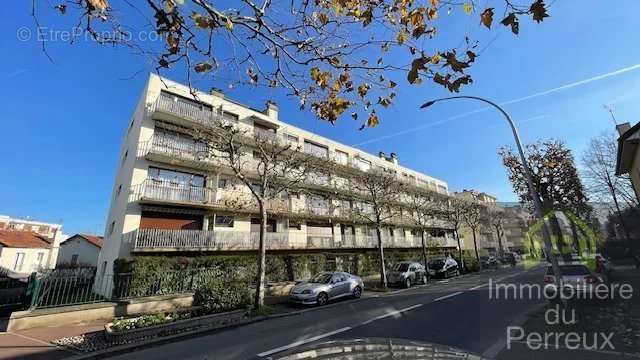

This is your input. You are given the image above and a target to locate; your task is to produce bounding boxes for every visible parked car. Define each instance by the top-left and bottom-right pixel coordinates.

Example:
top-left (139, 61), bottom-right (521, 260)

top-left (428, 257), bottom-right (459, 279)
top-left (543, 263), bottom-right (608, 301)
top-left (289, 271), bottom-right (364, 306)
top-left (480, 255), bottom-right (499, 269)
top-left (386, 261), bottom-right (428, 288)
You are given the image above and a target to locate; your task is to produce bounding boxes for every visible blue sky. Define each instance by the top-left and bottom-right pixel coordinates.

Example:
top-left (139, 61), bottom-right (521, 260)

top-left (1, 1), bottom-right (639, 235)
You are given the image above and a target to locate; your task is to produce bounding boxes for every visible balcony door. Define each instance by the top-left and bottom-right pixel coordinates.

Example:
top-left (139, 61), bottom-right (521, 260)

top-left (140, 211), bottom-right (203, 230)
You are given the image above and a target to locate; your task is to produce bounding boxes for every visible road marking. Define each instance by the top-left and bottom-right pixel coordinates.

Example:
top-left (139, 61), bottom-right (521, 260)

top-left (433, 291), bottom-right (463, 302)
top-left (359, 304), bottom-right (424, 325)
top-left (257, 326), bottom-right (352, 358)
top-left (469, 283), bottom-right (487, 291)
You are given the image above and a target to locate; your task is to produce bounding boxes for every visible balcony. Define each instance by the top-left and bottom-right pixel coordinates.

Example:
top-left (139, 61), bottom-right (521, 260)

top-left (154, 92), bottom-right (219, 128)
top-left (131, 179), bottom-right (214, 206)
top-left (140, 136), bottom-right (222, 169)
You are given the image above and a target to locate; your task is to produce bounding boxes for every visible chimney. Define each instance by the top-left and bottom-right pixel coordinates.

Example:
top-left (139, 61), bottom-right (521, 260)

top-left (378, 151), bottom-right (386, 160)
top-left (265, 101), bottom-right (278, 120)
top-left (617, 122), bottom-right (631, 136)
top-left (209, 88), bottom-right (224, 99)
top-left (390, 152), bottom-right (398, 164)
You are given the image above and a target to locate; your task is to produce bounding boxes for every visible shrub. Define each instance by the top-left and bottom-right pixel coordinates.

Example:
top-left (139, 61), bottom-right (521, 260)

top-left (193, 279), bottom-right (251, 314)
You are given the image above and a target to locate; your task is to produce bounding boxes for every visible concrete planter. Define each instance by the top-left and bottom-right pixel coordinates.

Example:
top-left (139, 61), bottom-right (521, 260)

top-left (104, 309), bottom-right (246, 342)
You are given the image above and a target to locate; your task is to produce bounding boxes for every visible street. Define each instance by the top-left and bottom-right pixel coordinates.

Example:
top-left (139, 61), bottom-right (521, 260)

top-left (106, 266), bottom-right (547, 360)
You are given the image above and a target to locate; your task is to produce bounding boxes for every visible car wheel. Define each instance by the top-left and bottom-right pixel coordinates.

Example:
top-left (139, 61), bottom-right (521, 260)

top-left (317, 292), bottom-right (328, 306)
top-left (405, 278), bottom-right (412, 288)
top-left (352, 286), bottom-right (362, 299)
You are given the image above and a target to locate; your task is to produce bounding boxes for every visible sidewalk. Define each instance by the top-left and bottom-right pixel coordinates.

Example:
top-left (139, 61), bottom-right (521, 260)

top-left (0, 318), bottom-right (105, 360)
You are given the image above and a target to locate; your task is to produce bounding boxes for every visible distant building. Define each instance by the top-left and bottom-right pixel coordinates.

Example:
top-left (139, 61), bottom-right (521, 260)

top-left (454, 190), bottom-right (498, 253)
top-left (497, 203), bottom-right (533, 253)
top-left (0, 231), bottom-right (52, 277)
top-left (57, 234), bottom-right (103, 267)
top-left (615, 122), bottom-right (640, 199)
top-left (0, 215), bottom-right (65, 274)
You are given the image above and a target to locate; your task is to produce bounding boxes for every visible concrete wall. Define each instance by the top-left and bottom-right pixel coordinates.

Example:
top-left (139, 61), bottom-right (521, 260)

top-left (7, 294), bottom-right (194, 332)
top-left (57, 237), bottom-right (101, 267)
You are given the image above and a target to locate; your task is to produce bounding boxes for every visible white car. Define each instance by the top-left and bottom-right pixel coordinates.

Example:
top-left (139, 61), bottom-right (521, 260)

top-left (543, 263), bottom-right (607, 301)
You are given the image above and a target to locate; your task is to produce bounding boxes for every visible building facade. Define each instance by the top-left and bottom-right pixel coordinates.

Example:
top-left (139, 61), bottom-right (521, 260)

top-left (57, 234), bottom-right (103, 267)
top-left (0, 215), bottom-right (64, 272)
top-left (615, 122), bottom-right (640, 199)
top-left (454, 190), bottom-right (499, 253)
top-left (97, 74), bottom-right (458, 278)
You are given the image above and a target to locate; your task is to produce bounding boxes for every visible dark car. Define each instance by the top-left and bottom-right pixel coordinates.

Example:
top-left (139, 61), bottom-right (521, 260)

top-left (480, 255), bottom-right (499, 269)
top-left (428, 257), bottom-right (459, 279)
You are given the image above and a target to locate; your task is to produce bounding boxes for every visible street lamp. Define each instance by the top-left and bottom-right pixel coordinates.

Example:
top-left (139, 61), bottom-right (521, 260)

top-left (420, 95), bottom-right (563, 281)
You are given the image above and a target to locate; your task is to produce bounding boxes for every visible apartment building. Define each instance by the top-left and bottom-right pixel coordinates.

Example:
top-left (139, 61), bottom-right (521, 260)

top-left (0, 215), bottom-right (65, 275)
top-left (454, 190), bottom-right (499, 253)
top-left (97, 74), bottom-right (458, 278)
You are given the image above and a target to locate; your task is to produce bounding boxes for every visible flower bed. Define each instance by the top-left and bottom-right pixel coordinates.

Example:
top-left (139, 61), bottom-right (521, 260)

top-left (104, 308), bottom-right (246, 342)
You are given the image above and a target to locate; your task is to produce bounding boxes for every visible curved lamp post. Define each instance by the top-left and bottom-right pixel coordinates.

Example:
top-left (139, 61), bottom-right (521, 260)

top-left (420, 95), bottom-right (562, 281)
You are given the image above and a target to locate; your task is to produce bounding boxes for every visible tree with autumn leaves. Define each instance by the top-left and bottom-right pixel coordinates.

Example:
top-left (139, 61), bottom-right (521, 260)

top-left (499, 139), bottom-right (593, 255)
top-left (40, 0), bottom-right (550, 128)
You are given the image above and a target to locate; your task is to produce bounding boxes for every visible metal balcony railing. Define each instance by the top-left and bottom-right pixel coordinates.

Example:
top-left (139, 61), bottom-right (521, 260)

top-left (140, 136), bottom-right (221, 166)
top-left (155, 92), bottom-right (218, 128)
top-left (132, 179), bottom-right (214, 205)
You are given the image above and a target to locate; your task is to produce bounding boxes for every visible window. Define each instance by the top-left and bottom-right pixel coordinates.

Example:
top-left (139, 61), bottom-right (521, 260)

top-left (36, 252), bottom-right (44, 268)
top-left (100, 261), bottom-right (107, 277)
top-left (253, 151), bottom-right (261, 159)
top-left (334, 150), bottom-right (348, 165)
top-left (218, 178), bottom-right (229, 189)
top-left (222, 111), bottom-right (239, 123)
top-left (287, 219), bottom-right (302, 230)
top-left (303, 140), bottom-right (328, 158)
top-left (116, 185), bottom-right (122, 198)
top-left (14, 253), bottom-right (25, 271)
top-left (71, 254), bottom-right (79, 265)
top-left (147, 167), bottom-right (205, 187)
top-left (215, 216), bottom-right (234, 228)
top-left (122, 150), bottom-right (128, 165)
top-left (108, 221), bottom-right (115, 236)
top-left (285, 134), bottom-right (299, 143)
top-left (356, 158), bottom-right (371, 171)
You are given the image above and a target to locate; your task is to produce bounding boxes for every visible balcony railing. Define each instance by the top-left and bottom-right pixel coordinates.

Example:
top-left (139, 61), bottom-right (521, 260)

top-left (140, 136), bottom-right (222, 167)
top-left (155, 92), bottom-right (218, 128)
top-left (132, 179), bottom-right (214, 205)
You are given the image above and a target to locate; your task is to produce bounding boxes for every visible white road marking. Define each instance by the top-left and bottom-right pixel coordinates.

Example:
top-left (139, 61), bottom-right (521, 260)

top-left (469, 283), bottom-right (487, 291)
top-left (433, 291), bottom-right (463, 302)
top-left (257, 326), bottom-right (352, 358)
top-left (359, 304), bottom-right (424, 325)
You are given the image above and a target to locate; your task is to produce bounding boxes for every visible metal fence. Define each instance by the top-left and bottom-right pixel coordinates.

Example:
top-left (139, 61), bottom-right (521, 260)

top-left (28, 268), bottom-right (221, 310)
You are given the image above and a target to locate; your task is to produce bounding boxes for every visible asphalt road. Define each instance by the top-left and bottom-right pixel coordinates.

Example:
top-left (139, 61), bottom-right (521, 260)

top-left (107, 266), bottom-right (547, 360)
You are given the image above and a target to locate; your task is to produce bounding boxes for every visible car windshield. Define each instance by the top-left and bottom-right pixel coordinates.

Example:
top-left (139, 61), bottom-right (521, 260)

top-left (309, 273), bottom-right (332, 284)
top-left (546, 265), bottom-right (590, 276)
top-left (430, 259), bottom-right (445, 266)
top-left (395, 263), bottom-right (410, 272)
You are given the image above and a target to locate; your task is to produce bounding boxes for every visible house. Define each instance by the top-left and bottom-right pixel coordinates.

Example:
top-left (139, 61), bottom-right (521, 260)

top-left (57, 234), bottom-right (103, 267)
top-left (615, 122), bottom-right (640, 199)
top-left (97, 74), bottom-right (461, 283)
top-left (0, 230), bottom-right (52, 277)
top-left (0, 215), bottom-right (65, 272)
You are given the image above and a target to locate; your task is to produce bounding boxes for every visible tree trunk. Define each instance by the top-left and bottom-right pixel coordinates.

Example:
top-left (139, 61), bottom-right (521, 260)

top-left (472, 229), bottom-right (480, 265)
top-left (254, 203), bottom-right (267, 309)
top-left (454, 229), bottom-right (464, 270)
top-left (570, 221), bottom-right (580, 255)
top-left (420, 230), bottom-right (428, 274)
top-left (612, 190), bottom-right (634, 255)
top-left (375, 224), bottom-right (388, 289)
top-left (495, 225), bottom-right (504, 257)
top-left (550, 214), bottom-right (565, 254)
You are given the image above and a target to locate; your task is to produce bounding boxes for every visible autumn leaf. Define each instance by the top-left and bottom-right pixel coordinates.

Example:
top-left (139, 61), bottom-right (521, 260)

top-left (463, 3), bottom-right (473, 15)
top-left (191, 13), bottom-right (213, 29)
top-left (408, 56), bottom-right (429, 84)
top-left (480, 8), bottom-right (494, 29)
top-left (381, 42), bottom-right (390, 52)
top-left (225, 18), bottom-right (234, 31)
top-left (396, 29), bottom-right (409, 45)
top-left (389, 80), bottom-right (397, 88)
top-left (315, 12), bottom-right (330, 25)
top-left (529, 0), bottom-right (549, 23)
top-left (357, 83), bottom-right (371, 98)
top-left (430, 0), bottom-right (440, 7)
top-left (88, 0), bottom-right (108, 11)
top-left (367, 112), bottom-right (379, 127)
top-left (55, 4), bottom-right (67, 14)
top-left (443, 51), bottom-right (469, 72)
top-left (500, 13), bottom-right (520, 35)
top-left (427, 7), bottom-right (438, 20)
top-left (431, 53), bottom-right (441, 64)
top-left (377, 97), bottom-right (392, 108)
top-left (194, 62), bottom-right (212, 73)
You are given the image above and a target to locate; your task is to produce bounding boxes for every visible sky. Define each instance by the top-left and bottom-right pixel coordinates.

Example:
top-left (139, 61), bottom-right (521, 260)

top-left (1, 1), bottom-right (639, 236)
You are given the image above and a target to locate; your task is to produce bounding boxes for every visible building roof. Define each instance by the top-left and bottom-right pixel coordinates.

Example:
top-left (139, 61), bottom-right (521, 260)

top-left (616, 121), bottom-right (640, 175)
top-left (63, 234), bottom-right (104, 249)
top-left (0, 230), bottom-right (51, 248)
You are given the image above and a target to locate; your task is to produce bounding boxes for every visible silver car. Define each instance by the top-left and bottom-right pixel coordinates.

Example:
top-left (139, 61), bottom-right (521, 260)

top-left (289, 271), bottom-right (364, 306)
top-left (387, 261), bottom-right (428, 288)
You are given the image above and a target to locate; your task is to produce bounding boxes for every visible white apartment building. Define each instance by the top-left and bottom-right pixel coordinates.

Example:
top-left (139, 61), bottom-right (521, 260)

top-left (97, 74), bottom-right (458, 278)
top-left (0, 215), bottom-right (65, 275)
